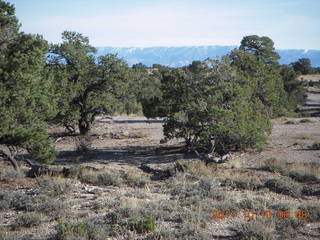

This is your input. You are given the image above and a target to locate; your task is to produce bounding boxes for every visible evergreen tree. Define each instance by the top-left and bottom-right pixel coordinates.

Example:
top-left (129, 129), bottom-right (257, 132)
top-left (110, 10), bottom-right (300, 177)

top-left (290, 58), bottom-right (313, 75)
top-left (280, 65), bottom-right (306, 110)
top-left (49, 31), bottom-right (129, 150)
top-left (152, 58), bottom-right (271, 154)
top-left (0, 1), bottom-right (56, 170)
top-left (231, 36), bottom-right (289, 117)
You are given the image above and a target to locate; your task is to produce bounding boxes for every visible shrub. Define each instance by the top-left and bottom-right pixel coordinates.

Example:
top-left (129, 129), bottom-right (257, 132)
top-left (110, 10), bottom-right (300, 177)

top-left (130, 130), bottom-right (149, 138)
top-left (11, 213), bottom-right (41, 230)
top-left (123, 171), bottom-right (149, 188)
top-left (299, 203), bottom-right (320, 222)
top-left (269, 202), bottom-right (291, 211)
top-left (300, 119), bottom-right (313, 123)
top-left (78, 169), bottom-right (99, 185)
top-left (288, 170), bottom-right (318, 183)
top-left (0, 168), bottom-right (25, 180)
top-left (37, 176), bottom-right (73, 197)
top-left (170, 177), bottom-right (223, 201)
top-left (97, 171), bottom-right (122, 186)
top-left (262, 158), bottom-right (285, 173)
top-left (128, 217), bottom-right (156, 233)
top-left (308, 141), bottom-right (320, 150)
top-left (55, 221), bottom-right (97, 240)
top-left (230, 219), bottom-right (274, 240)
top-left (37, 199), bottom-right (68, 219)
top-left (10, 193), bottom-right (38, 211)
top-left (238, 197), bottom-right (271, 212)
top-left (264, 178), bottom-right (302, 197)
top-left (222, 177), bottom-right (263, 191)
top-left (185, 161), bottom-right (217, 177)
top-left (302, 186), bottom-right (320, 196)
top-left (0, 192), bottom-right (12, 210)
top-left (275, 218), bottom-right (305, 238)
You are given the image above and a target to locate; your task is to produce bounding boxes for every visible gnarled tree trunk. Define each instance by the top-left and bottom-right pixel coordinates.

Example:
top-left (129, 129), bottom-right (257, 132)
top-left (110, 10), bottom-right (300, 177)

top-left (78, 119), bottom-right (92, 151)
top-left (0, 145), bottom-right (20, 172)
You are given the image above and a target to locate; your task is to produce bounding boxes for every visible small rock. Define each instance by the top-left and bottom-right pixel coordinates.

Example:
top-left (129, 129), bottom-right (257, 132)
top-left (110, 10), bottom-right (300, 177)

top-left (4, 212), bottom-right (15, 218)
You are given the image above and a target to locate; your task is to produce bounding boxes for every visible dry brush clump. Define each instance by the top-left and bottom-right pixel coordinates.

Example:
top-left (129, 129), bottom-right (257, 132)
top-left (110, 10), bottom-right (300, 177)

top-left (287, 169), bottom-right (319, 183)
top-left (10, 213), bottom-right (41, 230)
top-left (264, 177), bottom-right (302, 198)
top-left (221, 177), bottom-right (264, 191)
top-left (261, 158), bottom-right (285, 173)
top-left (230, 219), bottom-right (274, 240)
top-left (37, 175), bottom-right (74, 197)
top-left (299, 202), bottom-right (320, 222)
top-left (122, 170), bottom-right (150, 188)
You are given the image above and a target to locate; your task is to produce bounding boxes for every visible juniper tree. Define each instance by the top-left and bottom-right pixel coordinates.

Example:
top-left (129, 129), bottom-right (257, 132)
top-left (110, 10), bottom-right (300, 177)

top-left (0, 1), bottom-right (56, 170)
top-left (149, 58), bottom-right (271, 154)
top-left (290, 58), bottom-right (313, 75)
top-left (49, 31), bottom-right (129, 149)
top-left (231, 36), bottom-right (290, 117)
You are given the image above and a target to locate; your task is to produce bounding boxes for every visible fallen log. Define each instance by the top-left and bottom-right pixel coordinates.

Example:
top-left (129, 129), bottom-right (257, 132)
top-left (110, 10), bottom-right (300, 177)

top-left (194, 150), bottom-right (230, 165)
top-left (139, 162), bottom-right (187, 180)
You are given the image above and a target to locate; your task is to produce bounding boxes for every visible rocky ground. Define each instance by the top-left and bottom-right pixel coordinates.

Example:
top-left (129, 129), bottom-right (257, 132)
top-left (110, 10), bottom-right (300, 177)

top-left (0, 76), bottom-right (320, 240)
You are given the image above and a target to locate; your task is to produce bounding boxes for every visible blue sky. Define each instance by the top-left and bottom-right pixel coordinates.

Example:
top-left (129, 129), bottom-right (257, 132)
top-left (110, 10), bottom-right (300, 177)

top-left (7, 0), bottom-right (320, 49)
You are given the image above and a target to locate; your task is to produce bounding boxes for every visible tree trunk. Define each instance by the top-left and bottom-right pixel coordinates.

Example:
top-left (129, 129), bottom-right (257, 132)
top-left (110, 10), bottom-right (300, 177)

top-left (78, 119), bottom-right (92, 151)
top-left (78, 119), bottom-right (91, 136)
top-left (0, 145), bottom-right (20, 172)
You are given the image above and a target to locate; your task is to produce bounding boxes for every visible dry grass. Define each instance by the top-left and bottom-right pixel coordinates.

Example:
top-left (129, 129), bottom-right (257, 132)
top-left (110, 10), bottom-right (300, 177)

top-left (184, 160), bottom-right (218, 177)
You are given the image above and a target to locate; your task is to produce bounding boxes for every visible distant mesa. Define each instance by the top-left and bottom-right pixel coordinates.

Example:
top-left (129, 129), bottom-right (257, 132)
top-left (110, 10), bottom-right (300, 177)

top-left (95, 46), bottom-right (320, 67)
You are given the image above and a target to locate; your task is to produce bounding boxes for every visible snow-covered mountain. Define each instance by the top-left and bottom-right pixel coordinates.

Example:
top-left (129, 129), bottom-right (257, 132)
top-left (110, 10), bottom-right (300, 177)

top-left (95, 46), bottom-right (320, 67)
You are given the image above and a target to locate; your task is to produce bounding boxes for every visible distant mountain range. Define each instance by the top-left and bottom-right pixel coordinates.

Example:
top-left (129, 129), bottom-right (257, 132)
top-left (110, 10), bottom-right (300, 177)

top-left (95, 46), bottom-right (320, 68)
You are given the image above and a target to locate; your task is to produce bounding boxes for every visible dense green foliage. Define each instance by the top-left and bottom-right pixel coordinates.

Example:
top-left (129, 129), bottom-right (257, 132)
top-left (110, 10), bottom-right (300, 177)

top-left (280, 65), bottom-right (306, 110)
top-left (145, 58), bottom-right (271, 153)
top-left (143, 35), bottom-right (306, 153)
top-left (0, 1), bottom-right (56, 166)
top-left (290, 58), bottom-right (313, 75)
top-left (124, 63), bottom-right (161, 115)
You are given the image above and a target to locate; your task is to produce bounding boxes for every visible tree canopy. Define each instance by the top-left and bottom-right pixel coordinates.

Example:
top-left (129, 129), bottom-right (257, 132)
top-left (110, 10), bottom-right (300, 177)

top-left (0, 1), bottom-right (56, 169)
top-left (290, 58), bottom-right (313, 75)
top-left (49, 31), bottom-right (130, 150)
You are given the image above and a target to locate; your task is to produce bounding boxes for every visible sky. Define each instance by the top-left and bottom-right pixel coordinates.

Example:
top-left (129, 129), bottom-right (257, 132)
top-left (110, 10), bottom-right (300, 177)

top-left (6, 0), bottom-right (320, 49)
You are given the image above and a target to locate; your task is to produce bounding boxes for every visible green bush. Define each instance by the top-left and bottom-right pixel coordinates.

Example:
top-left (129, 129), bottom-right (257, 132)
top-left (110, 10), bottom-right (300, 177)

top-left (128, 217), bottom-right (156, 234)
top-left (55, 221), bottom-right (97, 240)
top-left (145, 58), bottom-right (271, 154)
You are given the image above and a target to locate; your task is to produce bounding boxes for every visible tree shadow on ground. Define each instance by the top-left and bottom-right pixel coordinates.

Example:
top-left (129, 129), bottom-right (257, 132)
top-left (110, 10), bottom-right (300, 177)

top-left (53, 144), bottom-right (195, 166)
